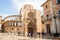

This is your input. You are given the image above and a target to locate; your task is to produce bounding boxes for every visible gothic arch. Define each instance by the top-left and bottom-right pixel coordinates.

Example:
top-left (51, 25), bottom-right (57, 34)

top-left (28, 22), bottom-right (36, 34)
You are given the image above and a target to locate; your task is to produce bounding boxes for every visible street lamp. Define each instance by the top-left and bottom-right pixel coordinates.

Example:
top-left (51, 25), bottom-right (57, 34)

top-left (52, 13), bottom-right (59, 37)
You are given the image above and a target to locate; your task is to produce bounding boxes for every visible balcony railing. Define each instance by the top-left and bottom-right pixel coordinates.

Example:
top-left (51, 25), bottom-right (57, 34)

top-left (41, 17), bottom-right (52, 22)
top-left (46, 17), bottom-right (52, 20)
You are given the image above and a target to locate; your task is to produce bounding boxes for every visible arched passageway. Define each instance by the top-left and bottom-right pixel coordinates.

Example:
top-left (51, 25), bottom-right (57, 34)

top-left (28, 22), bottom-right (36, 36)
top-left (1, 25), bottom-right (4, 32)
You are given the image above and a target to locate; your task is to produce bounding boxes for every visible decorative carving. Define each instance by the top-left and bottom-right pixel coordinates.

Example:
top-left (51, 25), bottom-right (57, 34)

top-left (28, 12), bottom-right (34, 18)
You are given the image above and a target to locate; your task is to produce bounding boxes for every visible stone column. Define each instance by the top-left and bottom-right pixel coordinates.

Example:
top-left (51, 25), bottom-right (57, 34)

top-left (25, 24), bottom-right (28, 36)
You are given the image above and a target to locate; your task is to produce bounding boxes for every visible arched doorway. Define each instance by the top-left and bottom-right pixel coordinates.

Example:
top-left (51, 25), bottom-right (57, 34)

top-left (1, 25), bottom-right (4, 32)
top-left (28, 22), bottom-right (36, 36)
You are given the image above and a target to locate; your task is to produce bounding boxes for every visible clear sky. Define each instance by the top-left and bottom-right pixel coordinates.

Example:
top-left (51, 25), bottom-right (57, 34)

top-left (0, 0), bottom-right (46, 18)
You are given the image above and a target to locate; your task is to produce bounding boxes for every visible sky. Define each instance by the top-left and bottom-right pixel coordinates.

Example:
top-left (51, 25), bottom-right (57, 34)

top-left (0, 0), bottom-right (46, 18)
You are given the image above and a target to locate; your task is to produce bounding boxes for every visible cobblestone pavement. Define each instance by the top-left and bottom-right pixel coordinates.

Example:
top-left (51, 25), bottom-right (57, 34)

top-left (0, 33), bottom-right (60, 40)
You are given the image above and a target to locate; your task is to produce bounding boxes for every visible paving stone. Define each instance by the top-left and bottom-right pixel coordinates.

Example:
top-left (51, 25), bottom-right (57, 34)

top-left (0, 33), bottom-right (60, 40)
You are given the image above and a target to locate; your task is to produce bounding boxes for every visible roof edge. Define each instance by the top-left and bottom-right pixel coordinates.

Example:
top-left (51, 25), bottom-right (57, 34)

top-left (41, 0), bottom-right (50, 7)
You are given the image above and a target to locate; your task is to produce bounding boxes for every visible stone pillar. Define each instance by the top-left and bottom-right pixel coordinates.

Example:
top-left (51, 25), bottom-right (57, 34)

top-left (56, 18), bottom-right (60, 33)
top-left (25, 24), bottom-right (28, 36)
top-left (51, 19), bottom-right (56, 34)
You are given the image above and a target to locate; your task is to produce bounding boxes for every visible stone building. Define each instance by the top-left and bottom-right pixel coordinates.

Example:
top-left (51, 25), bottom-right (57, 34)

top-left (41, 0), bottom-right (60, 34)
top-left (1, 4), bottom-right (42, 36)
top-left (19, 4), bottom-right (42, 36)
top-left (2, 15), bottom-right (22, 33)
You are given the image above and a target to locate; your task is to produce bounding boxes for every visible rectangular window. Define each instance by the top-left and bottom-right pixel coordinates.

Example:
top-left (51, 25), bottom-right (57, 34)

top-left (57, 0), bottom-right (60, 4)
top-left (16, 22), bottom-right (18, 26)
top-left (58, 10), bottom-right (60, 17)
top-left (46, 15), bottom-right (49, 20)
top-left (46, 5), bottom-right (48, 8)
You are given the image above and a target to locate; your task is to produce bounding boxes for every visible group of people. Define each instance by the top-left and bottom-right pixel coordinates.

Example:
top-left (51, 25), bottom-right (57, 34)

top-left (28, 32), bottom-right (40, 37)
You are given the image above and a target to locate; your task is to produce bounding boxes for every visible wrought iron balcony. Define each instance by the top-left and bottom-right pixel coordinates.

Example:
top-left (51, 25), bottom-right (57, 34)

top-left (41, 17), bottom-right (52, 23)
top-left (45, 17), bottom-right (52, 21)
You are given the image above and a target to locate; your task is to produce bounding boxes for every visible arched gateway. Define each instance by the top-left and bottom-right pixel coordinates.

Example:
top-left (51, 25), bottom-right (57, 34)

top-left (28, 22), bottom-right (36, 36)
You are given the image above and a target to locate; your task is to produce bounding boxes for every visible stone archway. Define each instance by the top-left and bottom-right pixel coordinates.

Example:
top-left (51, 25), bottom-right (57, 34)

top-left (28, 22), bottom-right (36, 36)
top-left (1, 24), bottom-right (4, 32)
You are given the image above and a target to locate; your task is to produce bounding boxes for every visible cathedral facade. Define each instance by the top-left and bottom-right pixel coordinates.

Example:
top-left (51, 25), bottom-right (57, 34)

top-left (1, 4), bottom-right (42, 36)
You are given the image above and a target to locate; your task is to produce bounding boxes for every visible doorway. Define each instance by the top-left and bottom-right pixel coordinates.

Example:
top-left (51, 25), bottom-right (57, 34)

top-left (28, 22), bottom-right (36, 36)
top-left (28, 27), bottom-right (33, 33)
top-left (46, 24), bottom-right (51, 34)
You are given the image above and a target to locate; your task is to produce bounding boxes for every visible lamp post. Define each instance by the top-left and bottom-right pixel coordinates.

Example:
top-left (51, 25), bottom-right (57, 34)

top-left (52, 13), bottom-right (59, 37)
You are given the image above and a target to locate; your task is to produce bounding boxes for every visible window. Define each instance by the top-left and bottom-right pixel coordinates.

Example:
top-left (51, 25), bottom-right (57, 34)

top-left (57, 0), bottom-right (60, 4)
top-left (58, 10), bottom-right (60, 17)
top-left (28, 12), bottom-right (34, 18)
top-left (46, 15), bottom-right (49, 18)
top-left (45, 5), bottom-right (48, 8)
top-left (16, 22), bottom-right (18, 26)
top-left (46, 15), bottom-right (49, 17)
top-left (12, 28), bottom-right (13, 30)
top-left (17, 28), bottom-right (19, 30)
top-left (46, 15), bottom-right (49, 19)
